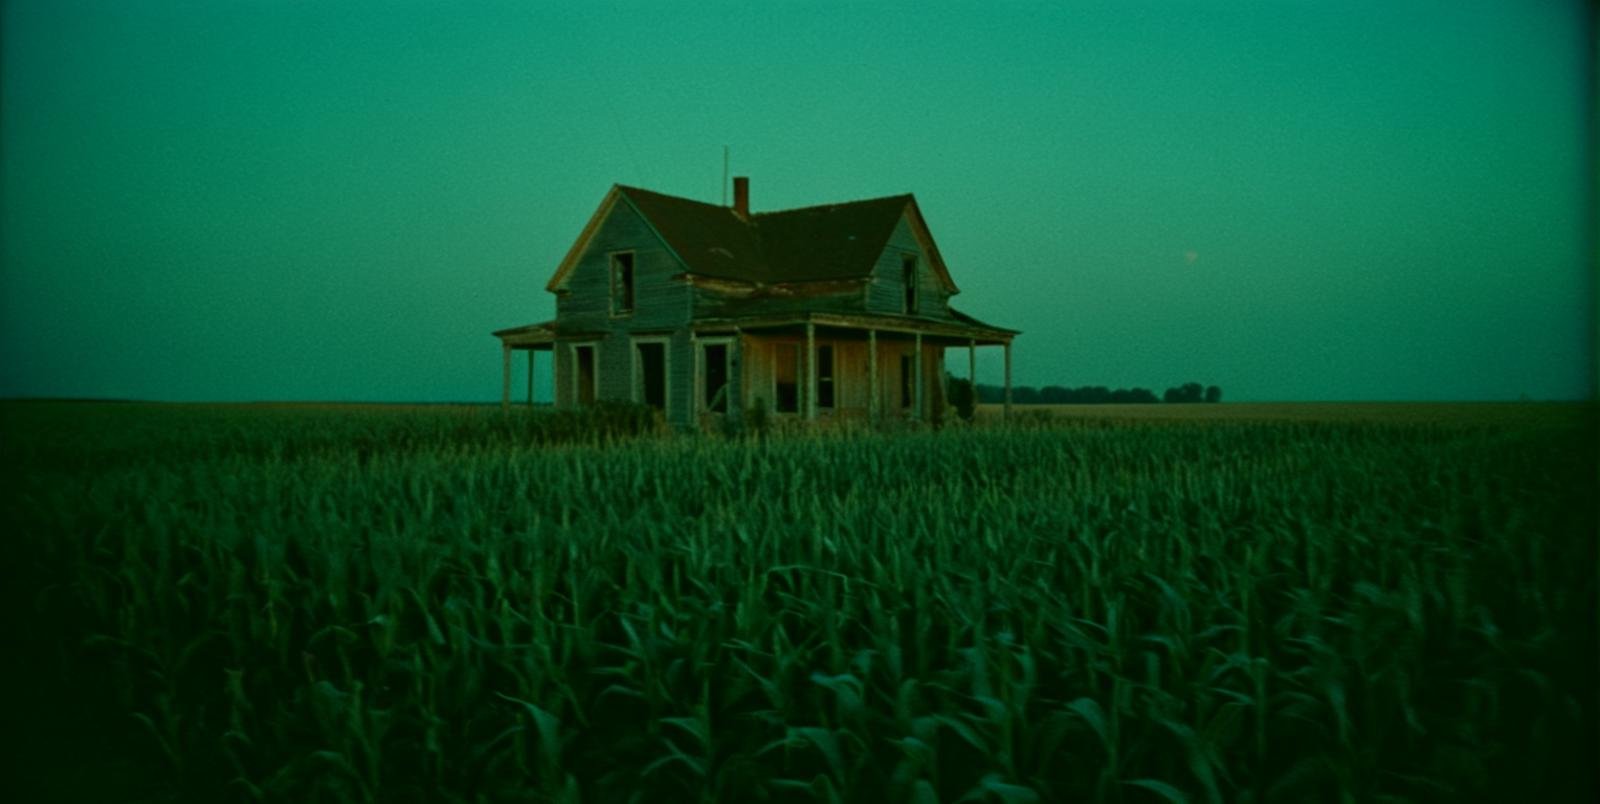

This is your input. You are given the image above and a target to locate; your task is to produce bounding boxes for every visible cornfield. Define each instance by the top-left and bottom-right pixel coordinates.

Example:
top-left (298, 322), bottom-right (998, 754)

top-left (5, 401), bottom-right (1595, 802)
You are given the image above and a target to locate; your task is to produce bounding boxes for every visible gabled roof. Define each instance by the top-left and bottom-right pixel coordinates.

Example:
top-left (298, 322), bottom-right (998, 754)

top-left (546, 184), bottom-right (959, 293)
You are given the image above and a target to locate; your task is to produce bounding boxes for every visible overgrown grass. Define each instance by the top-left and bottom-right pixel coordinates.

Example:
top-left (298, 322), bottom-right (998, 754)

top-left (3, 401), bottom-right (1595, 802)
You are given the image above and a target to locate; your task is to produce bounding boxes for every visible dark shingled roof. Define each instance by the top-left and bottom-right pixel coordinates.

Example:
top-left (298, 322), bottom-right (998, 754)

top-left (617, 185), bottom-right (913, 284)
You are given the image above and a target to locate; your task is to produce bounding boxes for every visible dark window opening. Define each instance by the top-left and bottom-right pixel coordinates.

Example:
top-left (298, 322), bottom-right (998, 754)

top-left (612, 253), bottom-right (635, 315)
top-left (636, 342), bottom-right (666, 411)
top-left (702, 343), bottom-right (729, 413)
top-left (774, 343), bottom-right (799, 413)
top-left (575, 345), bottom-right (596, 406)
top-left (817, 345), bottom-right (834, 409)
top-left (902, 255), bottom-right (918, 314)
top-left (900, 354), bottom-right (913, 408)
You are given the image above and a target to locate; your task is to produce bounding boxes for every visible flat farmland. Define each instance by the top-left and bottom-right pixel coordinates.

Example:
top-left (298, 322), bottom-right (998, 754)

top-left (4, 401), bottom-right (1595, 803)
top-left (976, 401), bottom-right (1592, 425)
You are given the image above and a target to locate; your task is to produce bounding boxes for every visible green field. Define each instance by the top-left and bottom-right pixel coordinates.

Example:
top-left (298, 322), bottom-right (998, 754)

top-left (4, 401), bottom-right (1595, 803)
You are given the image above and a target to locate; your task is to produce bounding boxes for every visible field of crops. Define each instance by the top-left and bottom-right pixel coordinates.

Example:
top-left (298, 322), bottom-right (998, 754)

top-left (4, 401), bottom-right (1595, 803)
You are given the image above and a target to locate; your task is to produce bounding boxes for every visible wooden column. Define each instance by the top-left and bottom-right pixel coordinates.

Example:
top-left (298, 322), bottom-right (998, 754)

top-left (868, 329), bottom-right (878, 423)
top-left (732, 330), bottom-right (743, 418)
top-left (805, 322), bottom-right (817, 421)
top-left (1003, 341), bottom-right (1013, 421)
top-left (527, 350), bottom-right (535, 407)
top-left (968, 339), bottom-right (977, 387)
top-left (554, 343), bottom-right (561, 408)
top-left (501, 343), bottom-right (511, 409)
top-left (913, 332), bottom-right (923, 421)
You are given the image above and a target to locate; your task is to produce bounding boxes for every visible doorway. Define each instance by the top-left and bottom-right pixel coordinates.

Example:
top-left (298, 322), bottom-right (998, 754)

top-left (634, 340), bottom-right (668, 413)
top-left (573, 344), bottom-right (596, 406)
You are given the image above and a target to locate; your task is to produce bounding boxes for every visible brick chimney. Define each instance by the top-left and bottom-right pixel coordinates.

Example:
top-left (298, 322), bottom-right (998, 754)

top-left (733, 176), bottom-right (749, 217)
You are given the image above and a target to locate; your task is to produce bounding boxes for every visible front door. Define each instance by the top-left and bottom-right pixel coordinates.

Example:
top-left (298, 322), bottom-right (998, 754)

top-left (635, 341), bottom-right (667, 413)
top-left (700, 342), bottom-right (730, 413)
top-left (574, 344), bottom-right (596, 406)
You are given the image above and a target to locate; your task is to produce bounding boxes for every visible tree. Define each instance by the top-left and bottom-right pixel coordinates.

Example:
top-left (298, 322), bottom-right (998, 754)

top-left (1205, 385), bottom-right (1222, 403)
top-left (1129, 388), bottom-right (1159, 404)
top-left (1041, 385), bottom-right (1071, 404)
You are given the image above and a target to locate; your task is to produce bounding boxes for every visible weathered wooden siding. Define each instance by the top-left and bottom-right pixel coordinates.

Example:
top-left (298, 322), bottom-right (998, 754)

top-left (864, 215), bottom-right (958, 322)
top-left (553, 197), bottom-right (696, 425)
top-left (667, 331), bottom-right (693, 424)
top-left (555, 198), bottom-right (691, 332)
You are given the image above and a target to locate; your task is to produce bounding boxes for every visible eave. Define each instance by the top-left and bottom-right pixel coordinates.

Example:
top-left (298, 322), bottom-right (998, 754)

top-left (677, 274), bottom-right (869, 298)
top-left (691, 311), bottom-right (1019, 345)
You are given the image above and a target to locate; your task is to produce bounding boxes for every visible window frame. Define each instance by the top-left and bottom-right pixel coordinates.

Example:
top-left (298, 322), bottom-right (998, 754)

top-left (816, 344), bottom-right (835, 410)
top-left (696, 336), bottom-right (735, 414)
top-left (609, 251), bottom-right (636, 317)
top-left (902, 255), bottom-right (918, 315)
top-left (631, 335), bottom-right (672, 415)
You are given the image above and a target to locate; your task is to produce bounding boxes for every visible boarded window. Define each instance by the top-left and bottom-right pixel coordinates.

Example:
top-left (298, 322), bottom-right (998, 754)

top-left (636, 341), bottom-right (666, 411)
top-left (611, 253), bottom-right (635, 315)
top-left (817, 345), bottom-right (834, 409)
top-left (702, 343), bottom-right (729, 413)
top-left (902, 255), bottom-right (918, 314)
top-left (774, 343), bottom-right (800, 413)
top-left (574, 344), bottom-right (596, 406)
top-left (900, 354), bottom-right (913, 408)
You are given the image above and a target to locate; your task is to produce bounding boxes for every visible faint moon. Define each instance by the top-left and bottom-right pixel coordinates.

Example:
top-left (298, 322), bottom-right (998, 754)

top-left (1184, 250), bottom-right (1199, 265)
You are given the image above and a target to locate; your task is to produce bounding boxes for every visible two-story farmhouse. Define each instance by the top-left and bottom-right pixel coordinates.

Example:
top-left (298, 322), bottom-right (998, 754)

top-left (494, 178), bottom-right (1017, 427)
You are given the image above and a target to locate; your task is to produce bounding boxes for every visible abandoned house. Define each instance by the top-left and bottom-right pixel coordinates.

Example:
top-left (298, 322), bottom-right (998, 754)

top-left (494, 177), bottom-right (1018, 427)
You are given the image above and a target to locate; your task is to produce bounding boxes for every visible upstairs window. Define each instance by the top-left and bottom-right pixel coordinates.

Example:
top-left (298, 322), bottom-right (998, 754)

top-left (611, 252), bottom-right (635, 315)
top-left (902, 255), bottom-right (918, 314)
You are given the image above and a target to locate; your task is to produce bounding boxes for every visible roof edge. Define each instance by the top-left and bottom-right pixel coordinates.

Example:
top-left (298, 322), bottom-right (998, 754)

top-left (751, 193), bottom-right (914, 217)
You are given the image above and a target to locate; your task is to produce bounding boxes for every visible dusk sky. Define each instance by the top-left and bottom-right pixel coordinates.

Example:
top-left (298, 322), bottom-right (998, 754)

top-left (2, 0), bottom-right (1593, 403)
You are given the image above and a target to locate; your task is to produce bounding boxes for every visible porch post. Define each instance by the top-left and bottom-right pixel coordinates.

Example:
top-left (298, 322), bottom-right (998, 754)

top-left (501, 342), bottom-right (511, 409)
top-left (732, 329), bottom-right (743, 416)
top-left (868, 329), bottom-right (878, 423)
top-left (554, 343), bottom-right (561, 408)
top-left (805, 321), bottom-right (817, 421)
top-left (913, 332), bottom-right (923, 421)
top-left (1003, 340), bottom-right (1013, 420)
top-left (968, 339), bottom-right (978, 424)
top-left (527, 350), bottom-right (535, 407)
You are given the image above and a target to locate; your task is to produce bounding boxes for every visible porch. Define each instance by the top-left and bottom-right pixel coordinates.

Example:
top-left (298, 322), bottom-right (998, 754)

top-left (493, 320), bottom-right (556, 408)
top-left (693, 311), bottom-right (1017, 426)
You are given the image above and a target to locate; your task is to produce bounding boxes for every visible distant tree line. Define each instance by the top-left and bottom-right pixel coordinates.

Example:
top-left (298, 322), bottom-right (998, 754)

top-left (965, 380), bottom-right (1222, 405)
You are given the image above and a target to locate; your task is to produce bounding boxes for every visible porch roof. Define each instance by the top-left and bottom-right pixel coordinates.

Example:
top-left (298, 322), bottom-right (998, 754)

top-left (492, 320), bottom-right (557, 349)
top-left (692, 310), bottom-right (1018, 345)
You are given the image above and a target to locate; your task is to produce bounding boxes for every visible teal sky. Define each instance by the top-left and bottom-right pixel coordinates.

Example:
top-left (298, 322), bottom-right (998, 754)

top-left (2, 0), bottom-right (1593, 402)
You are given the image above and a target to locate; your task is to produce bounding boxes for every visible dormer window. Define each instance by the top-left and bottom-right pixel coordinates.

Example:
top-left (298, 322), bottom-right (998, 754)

top-left (902, 255), bottom-right (918, 314)
top-left (611, 252), bottom-right (635, 316)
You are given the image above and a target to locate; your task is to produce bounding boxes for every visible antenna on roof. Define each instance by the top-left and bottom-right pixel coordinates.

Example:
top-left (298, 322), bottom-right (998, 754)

top-left (722, 145), bottom-right (729, 206)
